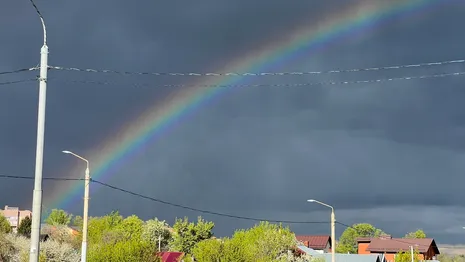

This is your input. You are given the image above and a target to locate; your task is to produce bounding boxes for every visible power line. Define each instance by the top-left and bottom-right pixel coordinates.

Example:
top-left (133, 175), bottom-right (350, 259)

top-left (0, 78), bottom-right (37, 86)
top-left (0, 173), bottom-right (442, 247)
top-left (0, 174), bottom-right (84, 181)
top-left (0, 67), bottom-right (38, 76)
top-left (91, 179), bottom-right (328, 224)
top-left (47, 58), bottom-right (465, 77)
top-left (54, 71), bottom-right (465, 88)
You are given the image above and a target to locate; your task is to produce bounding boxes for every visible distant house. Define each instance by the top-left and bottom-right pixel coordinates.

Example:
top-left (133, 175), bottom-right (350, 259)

top-left (295, 235), bottom-right (332, 253)
top-left (0, 205), bottom-right (32, 232)
top-left (357, 235), bottom-right (440, 262)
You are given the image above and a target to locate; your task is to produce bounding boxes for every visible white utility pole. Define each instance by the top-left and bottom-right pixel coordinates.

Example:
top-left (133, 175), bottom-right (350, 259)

top-left (307, 199), bottom-right (336, 262)
top-left (29, 0), bottom-right (48, 260)
top-left (158, 235), bottom-right (162, 252)
top-left (62, 150), bottom-right (90, 262)
top-left (410, 245), bottom-right (414, 262)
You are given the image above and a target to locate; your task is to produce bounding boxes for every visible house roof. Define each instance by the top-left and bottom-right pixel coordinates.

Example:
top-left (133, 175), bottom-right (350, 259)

top-left (366, 238), bottom-right (440, 254)
top-left (313, 253), bottom-right (385, 262)
top-left (296, 235), bottom-right (331, 249)
top-left (157, 252), bottom-right (184, 262)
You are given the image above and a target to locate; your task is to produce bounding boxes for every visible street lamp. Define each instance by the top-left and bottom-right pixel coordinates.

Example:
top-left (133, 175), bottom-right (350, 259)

top-left (307, 199), bottom-right (336, 262)
top-left (29, 0), bottom-right (49, 261)
top-left (62, 150), bottom-right (90, 262)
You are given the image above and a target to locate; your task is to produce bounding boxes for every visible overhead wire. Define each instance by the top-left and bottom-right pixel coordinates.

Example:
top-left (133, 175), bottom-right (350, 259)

top-left (47, 58), bottom-right (465, 77)
top-left (91, 178), bottom-right (329, 224)
top-left (0, 173), bottom-right (447, 248)
top-left (0, 174), bottom-right (328, 224)
top-left (0, 67), bottom-right (38, 76)
top-left (0, 174), bottom-right (84, 181)
top-left (53, 71), bottom-right (465, 89)
top-left (0, 78), bottom-right (38, 86)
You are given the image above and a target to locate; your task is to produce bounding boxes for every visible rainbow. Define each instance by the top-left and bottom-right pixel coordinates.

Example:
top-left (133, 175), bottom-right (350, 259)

top-left (45, 0), bottom-right (441, 213)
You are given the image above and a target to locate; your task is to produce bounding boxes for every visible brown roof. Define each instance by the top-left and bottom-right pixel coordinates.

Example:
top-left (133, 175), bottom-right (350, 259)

top-left (296, 235), bottom-right (331, 249)
top-left (366, 238), bottom-right (440, 254)
top-left (357, 237), bottom-right (373, 243)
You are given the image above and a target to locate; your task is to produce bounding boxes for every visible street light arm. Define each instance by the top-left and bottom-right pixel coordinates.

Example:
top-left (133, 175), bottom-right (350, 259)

top-left (29, 0), bottom-right (47, 45)
top-left (63, 151), bottom-right (90, 169)
top-left (308, 199), bottom-right (334, 211)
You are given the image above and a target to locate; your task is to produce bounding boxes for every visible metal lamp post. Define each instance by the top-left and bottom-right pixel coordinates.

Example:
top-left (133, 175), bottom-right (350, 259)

top-left (307, 199), bottom-right (336, 262)
top-left (62, 150), bottom-right (90, 262)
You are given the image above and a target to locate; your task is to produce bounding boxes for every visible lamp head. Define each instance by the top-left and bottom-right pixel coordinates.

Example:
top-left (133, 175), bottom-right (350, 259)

top-left (62, 150), bottom-right (71, 154)
top-left (307, 199), bottom-right (316, 203)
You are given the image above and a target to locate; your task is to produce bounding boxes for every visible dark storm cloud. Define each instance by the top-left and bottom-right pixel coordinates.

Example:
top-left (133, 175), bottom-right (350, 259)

top-left (1, 0), bottom-right (465, 244)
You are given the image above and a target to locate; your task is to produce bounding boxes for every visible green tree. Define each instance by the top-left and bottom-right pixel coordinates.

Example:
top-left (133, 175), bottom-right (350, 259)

top-left (192, 238), bottom-right (223, 261)
top-left (225, 222), bottom-right (296, 262)
top-left (336, 223), bottom-right (386, 253)
top-left (115, 215), bottom-right (144, 239)
top-left (87, 211), bottom-right (123, 244)
top-left (142, 218), bottom-right (172, 252)
top-left (192, 222), bottom-right (296, 262)
top-left (45, 209), bottom-right (72, 226)
top-left (170, 216), bottom-right (214, 254)
top-left (395, 248), bottom-right (421, 262)
top-left (87, 239), bottom-right (160, 262)
top-left (403, 229), bottom-right (426, 239)
top-left (17, 216), bottom-right (32, 237)
top-left (0, 213), bottom-right (11, 234)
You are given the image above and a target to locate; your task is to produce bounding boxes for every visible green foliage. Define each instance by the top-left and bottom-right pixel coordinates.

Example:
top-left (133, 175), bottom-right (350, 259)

top-left (170, 216), bottom-right (215, 254)
top-left (142, 218), bottom-right (172, 251)
top-left (17, 216), bottom-right (32, 238)
top-left (88, 239), bottom-right (160, 262)
top-left (403, 229), bottom-right (426, 239)
top-left (87, 211), bottom-right (123, 244)
top-left (86, 212), bottom-right (161, 262)
top-left (0, 213), bottom-right (11, 234)
top-left (336, 223), bottom-right (385, 253)
top-left (71, 215), bottom-right (83, 229)
top-left (45, 209), bottom-right (73, 226)
top-left (192, 222), bottom-right (296, 262)
top-left (115, 215), bottom-right (144, 239)
top-left (395, 248), bottom-right (421, 262)
top-left (192, 238), bottom-right (224, 261)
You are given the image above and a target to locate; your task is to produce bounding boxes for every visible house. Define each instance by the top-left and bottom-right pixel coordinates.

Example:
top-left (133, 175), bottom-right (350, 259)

top-left (0, 205), bottom-right (32, 232)
top-left (295, 235), bottom-right (332, 253)
top-left (296, 245), bottom-right (386, 262)
top-left (357, 235), bottom-right (440, 262)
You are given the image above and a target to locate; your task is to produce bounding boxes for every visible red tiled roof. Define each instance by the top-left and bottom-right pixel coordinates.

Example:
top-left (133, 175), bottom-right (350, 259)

top-left (296, 235), bottom-right (331, 249)
top-left (157, 252), bottom-right (184, 262)
top-left (366, 238), bottom-right (439, 254)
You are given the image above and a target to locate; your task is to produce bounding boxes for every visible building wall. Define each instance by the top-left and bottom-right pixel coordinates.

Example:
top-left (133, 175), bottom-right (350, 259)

top-left (0, 206), bottom-right (32, 231)
top-left (358, 242), bottom-right (371, 254)
top-left (323, 241), bottom-right (331, 253)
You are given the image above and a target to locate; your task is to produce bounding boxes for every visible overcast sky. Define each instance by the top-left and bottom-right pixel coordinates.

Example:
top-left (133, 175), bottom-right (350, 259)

top-left (1, 0), bottom-right (465, 245)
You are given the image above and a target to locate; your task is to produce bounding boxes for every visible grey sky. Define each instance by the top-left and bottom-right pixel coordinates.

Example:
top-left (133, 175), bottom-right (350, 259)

top-left (1, 0), bottom-right (465, 244)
